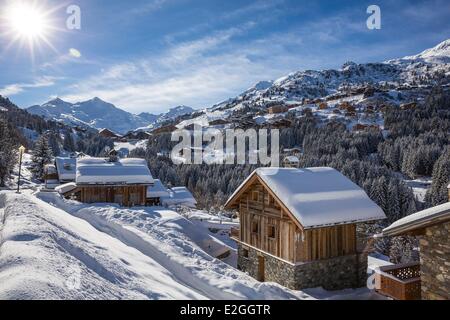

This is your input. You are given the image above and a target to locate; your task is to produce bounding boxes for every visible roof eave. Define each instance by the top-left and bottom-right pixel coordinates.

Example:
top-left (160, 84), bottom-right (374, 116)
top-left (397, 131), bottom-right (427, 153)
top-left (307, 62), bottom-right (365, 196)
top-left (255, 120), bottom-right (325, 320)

top-left (383, 211), bottom-right (450, 237)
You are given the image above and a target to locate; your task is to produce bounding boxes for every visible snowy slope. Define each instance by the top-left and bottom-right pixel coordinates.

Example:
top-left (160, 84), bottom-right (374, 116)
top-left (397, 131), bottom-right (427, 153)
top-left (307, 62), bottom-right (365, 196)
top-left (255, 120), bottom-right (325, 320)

top-left (35, 192), bottom-right (309, 300)
top-left (0, 191), bottom-right (309, 299)
top-left (173, 39), bottom-right (450, 130)
top-left (0, 191), bottom-right (205, 299)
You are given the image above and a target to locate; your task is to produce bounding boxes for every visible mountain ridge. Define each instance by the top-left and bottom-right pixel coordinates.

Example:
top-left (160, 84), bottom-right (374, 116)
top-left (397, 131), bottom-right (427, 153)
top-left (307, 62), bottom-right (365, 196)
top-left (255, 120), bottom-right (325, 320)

top-left (28, 97), bottom-right (195, 134)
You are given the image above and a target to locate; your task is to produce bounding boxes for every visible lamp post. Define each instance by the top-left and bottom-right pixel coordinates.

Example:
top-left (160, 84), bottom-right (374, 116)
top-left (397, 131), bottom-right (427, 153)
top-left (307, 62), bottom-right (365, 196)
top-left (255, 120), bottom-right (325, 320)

top-left (17, 145), bottom-right (26, 194)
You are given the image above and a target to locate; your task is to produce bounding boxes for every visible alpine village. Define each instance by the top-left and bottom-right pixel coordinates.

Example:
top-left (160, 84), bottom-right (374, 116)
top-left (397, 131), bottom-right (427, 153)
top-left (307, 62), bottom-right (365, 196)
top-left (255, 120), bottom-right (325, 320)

top-left (1, 35), bottom-right (450, 300)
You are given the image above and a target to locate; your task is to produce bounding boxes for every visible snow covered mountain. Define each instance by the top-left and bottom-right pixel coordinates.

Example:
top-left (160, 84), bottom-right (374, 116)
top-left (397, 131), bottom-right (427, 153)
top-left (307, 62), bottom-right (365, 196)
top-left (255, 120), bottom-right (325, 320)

top-left (26, 39), bottom-right (450, 134)
top-left (27, 98), bottom-right (195, 135)
top-left (174, 39), bottom-right (450, 129)
top-left (27, 97), bottom-right (149, 134)
top-left (138, 105), bottom-right (195, 129)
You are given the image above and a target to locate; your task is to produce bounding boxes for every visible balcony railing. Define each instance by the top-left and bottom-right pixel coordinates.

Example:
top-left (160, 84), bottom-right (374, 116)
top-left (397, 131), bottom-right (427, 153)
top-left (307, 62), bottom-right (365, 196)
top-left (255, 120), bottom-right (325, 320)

top-left (230, 227), bottom-right (240, 240)
top-left (375, 262), bottom-right (421, 300)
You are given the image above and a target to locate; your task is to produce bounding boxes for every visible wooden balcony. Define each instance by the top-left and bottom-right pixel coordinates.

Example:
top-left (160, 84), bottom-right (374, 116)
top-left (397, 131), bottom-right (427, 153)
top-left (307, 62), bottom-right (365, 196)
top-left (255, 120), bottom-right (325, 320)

top-left (375, 262), bottom-right (421, 300)
top-left (230, 227), bottom-right (240, 241)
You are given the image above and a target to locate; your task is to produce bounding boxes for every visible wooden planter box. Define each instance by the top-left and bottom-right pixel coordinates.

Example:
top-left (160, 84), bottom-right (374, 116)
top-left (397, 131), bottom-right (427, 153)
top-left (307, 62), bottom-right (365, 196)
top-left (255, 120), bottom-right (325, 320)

top-left (376, 262), bottom-right (421, 300)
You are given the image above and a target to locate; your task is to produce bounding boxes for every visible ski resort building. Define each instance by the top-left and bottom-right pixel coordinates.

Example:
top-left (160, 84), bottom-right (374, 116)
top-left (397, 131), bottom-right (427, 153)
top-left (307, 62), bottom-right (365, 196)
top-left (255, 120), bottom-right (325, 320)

top-left (380, 192), bottom-right (450, 300)
top-left (58, 157), bottom-right (154, 207)
top-left (225, 167), bottom-right (386, 290)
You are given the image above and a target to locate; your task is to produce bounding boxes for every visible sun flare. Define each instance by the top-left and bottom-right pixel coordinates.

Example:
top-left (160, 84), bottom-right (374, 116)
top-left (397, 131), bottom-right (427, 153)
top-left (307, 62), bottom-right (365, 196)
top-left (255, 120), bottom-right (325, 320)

top-left (0, 1), bottom-right (58, 61)
top-left (7, 4), bottom-right (48, 38)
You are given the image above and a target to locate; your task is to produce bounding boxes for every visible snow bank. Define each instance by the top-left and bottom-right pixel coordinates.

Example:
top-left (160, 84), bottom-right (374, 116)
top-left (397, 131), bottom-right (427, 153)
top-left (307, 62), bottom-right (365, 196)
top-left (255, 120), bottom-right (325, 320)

top-left (162, 187), bottom-right (197, 208)
top-left (0, 191), bottom-right (205, 300)
top-left (147, 179), bottom-right (170, 198)
top-left (55, 182), bottom-right (77, 194)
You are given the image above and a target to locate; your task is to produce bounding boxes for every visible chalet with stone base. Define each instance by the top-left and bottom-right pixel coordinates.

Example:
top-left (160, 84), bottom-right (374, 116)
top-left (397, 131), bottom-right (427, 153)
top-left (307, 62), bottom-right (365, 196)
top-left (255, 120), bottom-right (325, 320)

top-left (381, 196), bottom-right (450, 300)
top-left (225, 167), bottom-right (386, 290)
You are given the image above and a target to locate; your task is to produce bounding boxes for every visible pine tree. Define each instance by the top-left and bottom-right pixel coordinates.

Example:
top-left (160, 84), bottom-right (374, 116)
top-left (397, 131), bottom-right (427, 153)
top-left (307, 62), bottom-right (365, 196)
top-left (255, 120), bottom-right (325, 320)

top-left (427, 149), bottom-right (450, 206)
top-left (0, 119), bottom-right (18, 187)
top-left (31, 135), bottom-right (53, 181)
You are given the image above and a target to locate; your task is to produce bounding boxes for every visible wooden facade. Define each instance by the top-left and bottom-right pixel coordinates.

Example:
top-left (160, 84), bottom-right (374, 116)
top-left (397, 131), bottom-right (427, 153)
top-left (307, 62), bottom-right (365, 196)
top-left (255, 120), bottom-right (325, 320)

top-left (77, 185), bottom-right (147, 207)
top-left (228, 176), bottom-right (357, 263)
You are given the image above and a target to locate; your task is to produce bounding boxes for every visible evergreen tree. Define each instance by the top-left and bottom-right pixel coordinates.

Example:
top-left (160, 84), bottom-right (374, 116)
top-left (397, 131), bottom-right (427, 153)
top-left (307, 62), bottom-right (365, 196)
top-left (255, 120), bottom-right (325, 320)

top-left (0, 119), bottom-right (18, 187)
top-left (31, 135), bottom-right (53, 180)
top-left (427, 149), bottom-right (450, 206)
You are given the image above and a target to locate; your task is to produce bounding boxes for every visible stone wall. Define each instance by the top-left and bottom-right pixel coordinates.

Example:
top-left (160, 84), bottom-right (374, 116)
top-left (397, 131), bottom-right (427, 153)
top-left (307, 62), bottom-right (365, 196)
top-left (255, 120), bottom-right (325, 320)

top-left (237, 243), bottom-right (368, 291)
top-left (419, 222), bottom-right (450, 300)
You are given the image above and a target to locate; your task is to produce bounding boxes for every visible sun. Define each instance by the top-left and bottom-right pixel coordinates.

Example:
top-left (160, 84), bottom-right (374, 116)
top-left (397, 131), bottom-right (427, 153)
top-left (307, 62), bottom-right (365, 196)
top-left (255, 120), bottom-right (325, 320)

top-left (7, 3), bottom-right (48, 38)
top-left (0, 0), bottom-right (59, 62)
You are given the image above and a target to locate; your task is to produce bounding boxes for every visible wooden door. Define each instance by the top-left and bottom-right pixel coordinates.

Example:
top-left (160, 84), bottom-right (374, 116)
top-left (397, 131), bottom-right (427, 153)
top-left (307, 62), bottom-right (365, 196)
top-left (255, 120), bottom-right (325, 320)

top-left (257, 255), bottom-right (265, 282)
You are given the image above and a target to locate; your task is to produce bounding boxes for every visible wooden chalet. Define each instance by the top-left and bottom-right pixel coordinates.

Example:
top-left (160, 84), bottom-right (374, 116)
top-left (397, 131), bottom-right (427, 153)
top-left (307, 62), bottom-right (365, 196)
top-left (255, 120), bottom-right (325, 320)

top-left (268, 105), bottom-right (289, 114)
top-left (379, 188), bottom-right (450, 300)
top-left (225, 167), bottom-right (386, 290)
top-left (282, 156), bottom-right (300, 168)
top-left (99, 128), bottom-right (121, 140)
top-left (58, 156), bottom-right (154, 207)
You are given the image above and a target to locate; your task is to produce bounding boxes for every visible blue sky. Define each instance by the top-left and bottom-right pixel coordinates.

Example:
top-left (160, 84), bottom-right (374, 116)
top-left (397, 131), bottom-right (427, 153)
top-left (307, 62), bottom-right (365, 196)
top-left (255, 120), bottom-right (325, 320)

top-left (0, 0), bottom-right (449, 114)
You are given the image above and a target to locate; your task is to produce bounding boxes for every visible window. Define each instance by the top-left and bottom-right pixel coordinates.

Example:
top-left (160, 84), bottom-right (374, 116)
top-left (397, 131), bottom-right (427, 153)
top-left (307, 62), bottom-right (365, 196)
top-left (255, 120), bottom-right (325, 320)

top-left (252, 191), bottom-right (259, 202)
top-left (267, 225), bottom-right (276, 239)
top-left (251, 221), bottom-right (259, 234)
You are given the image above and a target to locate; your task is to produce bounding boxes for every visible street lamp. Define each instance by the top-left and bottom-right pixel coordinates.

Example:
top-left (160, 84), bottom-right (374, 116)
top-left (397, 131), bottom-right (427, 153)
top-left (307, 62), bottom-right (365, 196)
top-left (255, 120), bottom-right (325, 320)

top-left (17, 145), bottom-right (26, 193)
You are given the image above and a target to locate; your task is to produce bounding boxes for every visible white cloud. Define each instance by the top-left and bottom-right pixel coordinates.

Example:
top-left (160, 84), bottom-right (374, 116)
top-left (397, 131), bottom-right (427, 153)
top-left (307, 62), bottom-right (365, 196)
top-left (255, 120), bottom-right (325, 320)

top-left (60, 24), bottom-right (294, 113)
top-left (58, 9), bottom-right (401, 114)
top-left (0, 77), bottom-right (56, 97)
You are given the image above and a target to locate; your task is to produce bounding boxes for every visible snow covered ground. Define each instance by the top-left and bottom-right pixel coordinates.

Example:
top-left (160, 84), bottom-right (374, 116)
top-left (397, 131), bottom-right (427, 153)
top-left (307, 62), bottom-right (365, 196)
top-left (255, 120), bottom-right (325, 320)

top-left (114, 140), bottom-right (148, 156)
top-left (403, 177), bottom-right (432, 203)
top-left (0, 189), bottom-right (386, 300)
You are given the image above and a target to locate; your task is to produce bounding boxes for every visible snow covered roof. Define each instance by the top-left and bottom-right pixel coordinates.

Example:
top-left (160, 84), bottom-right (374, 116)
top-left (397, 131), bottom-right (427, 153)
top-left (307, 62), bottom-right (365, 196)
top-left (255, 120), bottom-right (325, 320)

top-left (283, 156), bottom-right (300, 163)
top-left (147, 179), bottom-right (170, 198)
top-left (55, 182), bottom-right (77, 194)
top-left (162, 187), bottom-right (197, 208)
top-left (226, 167), bottom-right (386, 229)
top-left (55, 157), bottom-right (77, 181)
top-left (45, 164), bottom-right (57, 174)
top-left (383, 202), bottom-right (450, 236)
top-left (76, 158), bottom-right (154, 185)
